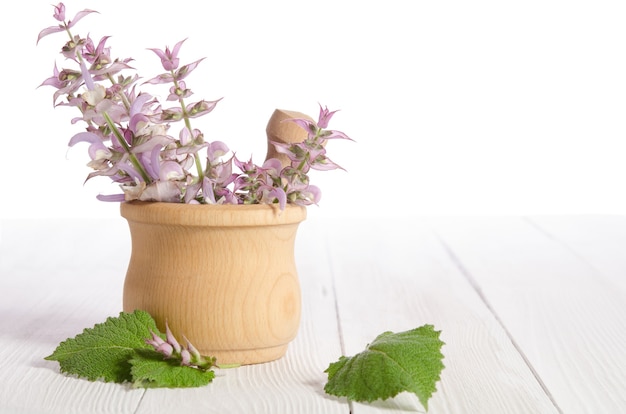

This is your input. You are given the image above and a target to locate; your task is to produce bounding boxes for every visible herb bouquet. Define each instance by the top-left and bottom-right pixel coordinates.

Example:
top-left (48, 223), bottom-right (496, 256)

top-left (37, 2), bottom-right (352, 366)
top-left (39, 3), bottom-right (444, 409)
top-left (37, 4), bottom-right (352, 207)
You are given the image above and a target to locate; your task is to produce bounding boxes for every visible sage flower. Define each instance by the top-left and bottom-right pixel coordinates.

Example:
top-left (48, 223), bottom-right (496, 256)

top-left (317, 105), bottom-right (338, 129)
top-left (37, 4), bottom-right (97, 44)
top-left (145, 323), bottom-right (215, 370)
top-left (148, 38), bottom-right (186, 71)
top-left (37, 3), bottom-right (352, 208)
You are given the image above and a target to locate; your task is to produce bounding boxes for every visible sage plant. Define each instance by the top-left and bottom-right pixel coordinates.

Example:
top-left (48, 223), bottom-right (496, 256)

top-left (146, 323), bottom-right (216, 371)
top-left (37, 3), bottom-right (352, 207)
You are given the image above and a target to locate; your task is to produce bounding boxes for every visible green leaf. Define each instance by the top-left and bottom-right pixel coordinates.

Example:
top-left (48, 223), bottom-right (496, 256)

top-left (324, 325), bottom-right (445, 410)
top-left (129, 349), bottom-right (215, 388)
top-left (44, 310), bottom-right (159, 383)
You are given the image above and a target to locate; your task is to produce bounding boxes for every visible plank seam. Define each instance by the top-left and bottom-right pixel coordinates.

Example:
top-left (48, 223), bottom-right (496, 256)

top-left (434, 229), bottom-right (564, 414)
top-left (324, 232), bottom-right (354, 414)
top-left (522, 216), bottom-right (608, 279)
top-left (132, 389), bottom-right (148, 414)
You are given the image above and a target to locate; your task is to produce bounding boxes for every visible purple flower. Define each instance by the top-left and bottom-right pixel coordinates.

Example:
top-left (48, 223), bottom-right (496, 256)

top-left (37, 3), bottom-right (352, 209)
top-left (155, 342), bottom-right (174, 358)
top-left (82, 35), bottom-right (112, 67)
top-left (299, 185), bottom-right (322, 205)
top-left (317, 104), bottom-right (338, 129)
top-left (37, 3), bottom-right (98, 44)
top-left (146, 330), bottom-right (174, 358)
top-left (207, 141), bottom-right (230, 164)
top-left (148, 39), bottom-right (186, 71)
top-left (167, 81), bottom-right (192, 101)
top-left (165, 323), bottom-right (182, 354)
top-left (68, 131), bottom-right (112, 163)
top-left (53, 3), bottom-right (65, 21)
top-left (265, 187), bottom-right (287, 210)
top-left (38, 63), bottom-right (65, 90)
top-left (145, 324), bottom-right (215, 370)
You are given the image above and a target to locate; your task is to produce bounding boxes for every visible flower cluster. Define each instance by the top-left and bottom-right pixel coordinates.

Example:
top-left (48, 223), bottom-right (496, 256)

top-left (37, 3), bottom-right (352, 208)
top-left (146, 322), bottom-right (216, 371)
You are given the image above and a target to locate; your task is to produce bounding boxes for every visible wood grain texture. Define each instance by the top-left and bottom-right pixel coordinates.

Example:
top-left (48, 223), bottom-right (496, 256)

top-left (121, 202), bottom-right (307, 365)
top-left (0, 219), bottom-right (144, 414)
top-left (528, 215), bottom-right (626, 293)
top-left (432, 216), bottom-right (626, 414)
top-left (324, 218), bottom-right (559, 414)
top-left (132, 220), bottom-right (348, 414)
top-left (1, 216), bottom-right (625, 413)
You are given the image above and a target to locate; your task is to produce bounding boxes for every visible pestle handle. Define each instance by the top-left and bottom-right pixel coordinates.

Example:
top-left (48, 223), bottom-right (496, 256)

top-left (265, 109), bottom-right (314, 168)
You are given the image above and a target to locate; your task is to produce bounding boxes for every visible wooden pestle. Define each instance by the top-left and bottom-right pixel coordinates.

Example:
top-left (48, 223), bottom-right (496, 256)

top-left (265, 109), bottom-right (314, 168)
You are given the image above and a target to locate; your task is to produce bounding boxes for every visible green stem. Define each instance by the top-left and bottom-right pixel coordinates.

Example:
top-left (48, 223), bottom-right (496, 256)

top-left (296, 128), bottom-right (323, 173)
top-left (103, 112), bottom-right (152, 183)
top-left (107, 73), bottom-right (131, 111)
top-left (63, 22), bottom-right (150, 185)
top-left (173, 76), bottom-right (205, 182)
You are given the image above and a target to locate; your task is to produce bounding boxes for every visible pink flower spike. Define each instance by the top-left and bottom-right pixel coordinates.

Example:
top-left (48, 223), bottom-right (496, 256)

top-left (302, 185), bottom-right (322, 205)
top-left (322, 129), bottom-right (354, 141)
top-left (66, 8), bottom-right (99, 30)
top-left (207, 141), bottom-right (230, 163)
top-left (145, 330), bottom-right (166, 348)
top-left (53, 3), bottom-right (65, 21)
top-left (79, 56), bottom-right (95, 90)
top-left (317, 104), bottom-right (338, 129)
top-left (68, 131), bottom-right (100, 147)
top-left (310, 157), bottom-right (344, 171)
top-left (262, 158), bottom-right (282, 175)
top-left (96, 193), bottom-right (125, 202)
top-left (148, 38), bottom-right (187, 71)
top-left (37, 5), bottom-right (98, 44)
top-left (174, 58), bottom-right (206, 81)
top-left (180, 349), bottom-right (191, 366)
top-left (36, 26), bottom-right (65, 44)
top-left (116, 162), bottom-right (144, 183)
top-left (268, 187), bottom-right (287, 210)
top-left (271, 142), bottom-right (298, 160)
top-left (155, 342), bottom-right (174, 358)
top-left (202, 181), bottom-right (216, 204)
top-left (145, 330), bottom-right (173, 356)
top-left (165, 322), bottom-right (182, 354)
top-left (38, 63), bottom-right (64, 89)
top-left (183, 336), bottom-right (202, 361)
top-left (129, 93), bottom-right (154, 119)
top-left (159, 161), bottom-right (185, 181)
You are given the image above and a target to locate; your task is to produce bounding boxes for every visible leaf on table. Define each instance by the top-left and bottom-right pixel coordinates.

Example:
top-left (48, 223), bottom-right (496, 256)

top-left (44, 309), bottom-right (158, 383)
top-left (324, 325), bottom-right (445, 410)
top-left (130, 348), bottom-right (215, 388)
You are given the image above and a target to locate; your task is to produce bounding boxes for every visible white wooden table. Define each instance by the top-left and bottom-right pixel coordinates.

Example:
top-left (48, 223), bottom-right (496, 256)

top-left (1, 215), bottom-right (625, 413)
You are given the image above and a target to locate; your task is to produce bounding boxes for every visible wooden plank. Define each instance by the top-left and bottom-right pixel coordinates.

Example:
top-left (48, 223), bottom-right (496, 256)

top-left (132, 219), bottom-right (348, 413)
top-left (432, 216), bottom-right (626, 414)
top-left (1, 218), bottom-right (348, 413)
top-left (528, 215), bottom-right (626, 292)
top-left (324, 218), bottom-right (558, 414)
top-left (0, 219), bottom-right (145, 414)
top-left (8, 216), bottom-right (624, 413)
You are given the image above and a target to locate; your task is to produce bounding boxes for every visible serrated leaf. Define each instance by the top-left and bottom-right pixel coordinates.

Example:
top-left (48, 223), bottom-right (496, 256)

top-left (324, 325), bottom-right (445, 410)
top-left (130, 349), bottom-right (215, 388)
top-left (44, 310), bottom-right (158, 383)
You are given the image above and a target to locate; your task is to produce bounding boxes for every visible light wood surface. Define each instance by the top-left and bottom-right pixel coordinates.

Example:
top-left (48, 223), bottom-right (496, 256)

top-left (1, 215), bottom-right (625, 413)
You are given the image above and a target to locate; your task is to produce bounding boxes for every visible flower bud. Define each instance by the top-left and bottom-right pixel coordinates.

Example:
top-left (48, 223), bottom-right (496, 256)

top-left (180, 349), bottom-right (191, 366)
top-left (165, 322), bottom-right (182, 354)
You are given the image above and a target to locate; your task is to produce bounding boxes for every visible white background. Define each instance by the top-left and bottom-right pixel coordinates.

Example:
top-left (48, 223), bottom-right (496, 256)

top-left (3, 0), bottom-right (626, 219)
